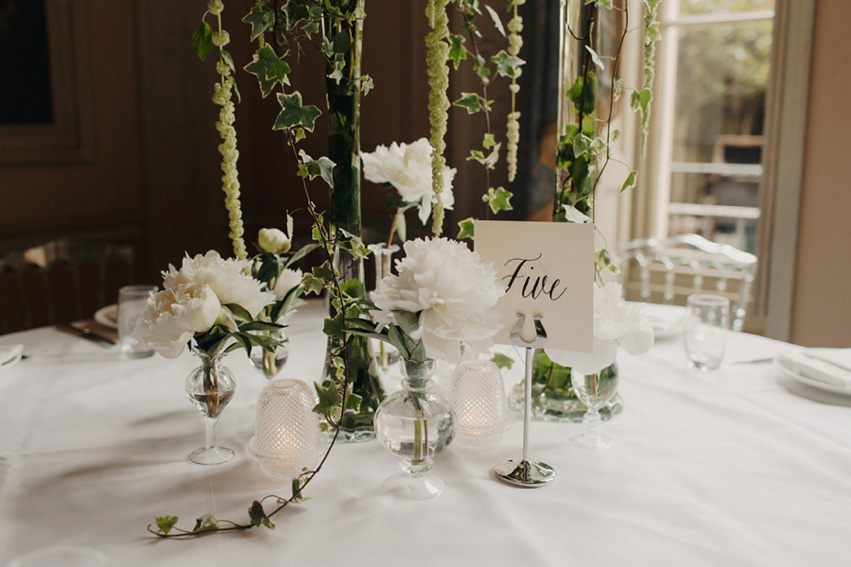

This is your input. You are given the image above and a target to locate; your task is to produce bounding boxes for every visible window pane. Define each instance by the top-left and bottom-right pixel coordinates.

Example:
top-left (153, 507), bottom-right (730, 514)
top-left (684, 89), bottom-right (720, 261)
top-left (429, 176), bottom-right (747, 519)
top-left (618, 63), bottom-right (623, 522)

top-left (679, 0), bottom-right (775, 17)
top-left (672, 21), bottom-right (774, 164)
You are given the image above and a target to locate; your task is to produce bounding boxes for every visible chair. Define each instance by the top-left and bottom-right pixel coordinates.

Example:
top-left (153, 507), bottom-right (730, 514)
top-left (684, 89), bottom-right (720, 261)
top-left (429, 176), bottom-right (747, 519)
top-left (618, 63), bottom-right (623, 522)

top-left (617, 234), bottom-right (757, 331)
top-left (0, 240), bottom-right (134, 334)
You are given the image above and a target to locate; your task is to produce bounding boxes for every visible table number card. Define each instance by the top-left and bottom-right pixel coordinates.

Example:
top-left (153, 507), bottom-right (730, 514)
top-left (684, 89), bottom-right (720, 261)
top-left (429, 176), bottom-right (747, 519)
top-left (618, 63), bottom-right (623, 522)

top-left (475, 220), bottom-right (594, 352)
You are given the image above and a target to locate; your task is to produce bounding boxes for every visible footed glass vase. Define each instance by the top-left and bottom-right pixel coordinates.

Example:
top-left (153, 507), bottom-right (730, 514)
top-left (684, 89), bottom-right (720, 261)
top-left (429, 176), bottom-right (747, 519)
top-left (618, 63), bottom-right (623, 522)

top-left (184, 350), bottom-right (236, 465)
top-left (509, 349), bottom-right (622, 422)
top-left (374, 359), bottom-right (456, 500)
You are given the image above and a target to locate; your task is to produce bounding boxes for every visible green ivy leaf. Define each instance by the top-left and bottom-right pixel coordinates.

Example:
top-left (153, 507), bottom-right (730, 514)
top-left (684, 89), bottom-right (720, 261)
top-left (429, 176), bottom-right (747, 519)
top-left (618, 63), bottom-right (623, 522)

top-left (595, 0), bottom-right (615, 10)
top-left (449, 34), bottom-right (467, 70)
top-left (192, 21), bottom-right (212, 61)
top-left (248, 501), bottom-right (275, 529)
top-left (490, 50), bottom-right (524, 78)
top-left (585, 45), bottom-right (604, 70)
top-left (298, 150), bottom-right (336, 188)
top-left (245, 45), bottom-right (292, 98)
top-left (482, 187), bottom-right (514, 214)
top-left (155, 516), bottom-right (179, 535)
top-left (468, 143), bottom-right (501, 169)
top-left (472, 54), bottom-right (491, 84)
top-left (630, 88), bottom-right (653, 116)
top-left (457, 217), bottom-right (475, 240)
top-left (621, 170), bottom-right (638, 192)
top-left (274, 92), bottom-right (322, 132)
top-left (242, 6), bottom-right (275, 41)
top-left (193, 514), bottom-right (219, 533)
top-left (490, 352), bottom-right (514, 370)
top-left (291, 477), bottom-right (305, 503)
top-left (484, 5), bottom-right (506, 37)
top-left (453, 92), bottom-right (484, 115)
top-left (359, 75), bottom-right (374, 95)
top-left (301, 273), bottom-right (325, 295)
top-left (483, 133), bottom-right (497, 149)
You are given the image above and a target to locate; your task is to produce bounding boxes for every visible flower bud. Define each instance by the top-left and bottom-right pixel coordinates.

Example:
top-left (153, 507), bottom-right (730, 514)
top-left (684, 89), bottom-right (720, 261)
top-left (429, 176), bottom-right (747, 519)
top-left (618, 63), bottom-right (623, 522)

top-left (258, 228), bottom-right (291, 254)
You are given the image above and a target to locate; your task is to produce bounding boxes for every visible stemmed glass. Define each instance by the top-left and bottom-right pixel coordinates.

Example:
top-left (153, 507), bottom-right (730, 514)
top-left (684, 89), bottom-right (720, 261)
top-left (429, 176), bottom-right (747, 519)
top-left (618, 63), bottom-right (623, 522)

top-left (184, 350), bottom-right (236, 465)
top-left (570, 363), bottom-right (619, 449)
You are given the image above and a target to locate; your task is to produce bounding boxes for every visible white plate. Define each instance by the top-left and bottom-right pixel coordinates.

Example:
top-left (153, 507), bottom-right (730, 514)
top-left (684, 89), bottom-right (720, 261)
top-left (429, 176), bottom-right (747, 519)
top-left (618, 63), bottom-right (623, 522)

top-left (0, 344), bottom-right (23, 373)
top-left (773, 353), bottom-right (851, 396)
top-left (94, 304), bottom-right (118, 330)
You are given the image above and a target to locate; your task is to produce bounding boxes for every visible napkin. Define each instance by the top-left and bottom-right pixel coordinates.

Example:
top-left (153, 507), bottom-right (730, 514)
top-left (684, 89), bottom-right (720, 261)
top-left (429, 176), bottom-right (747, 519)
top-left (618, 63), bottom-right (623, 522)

top-left (778, 348), bottom-right (851, 388)
top-left (0, 343), bottom-right (24, 371)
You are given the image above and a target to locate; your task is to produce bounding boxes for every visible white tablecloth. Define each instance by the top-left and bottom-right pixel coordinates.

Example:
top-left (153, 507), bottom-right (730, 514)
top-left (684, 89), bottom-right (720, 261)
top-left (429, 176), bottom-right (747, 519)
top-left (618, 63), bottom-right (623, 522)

top-left (1, 301), bottom-right (850, 566)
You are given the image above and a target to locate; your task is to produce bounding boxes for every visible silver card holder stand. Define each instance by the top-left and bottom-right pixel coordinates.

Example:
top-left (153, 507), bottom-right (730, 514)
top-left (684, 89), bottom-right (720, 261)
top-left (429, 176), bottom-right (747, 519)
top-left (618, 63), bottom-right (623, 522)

top-left (494, 314), bottom-right (557, 487)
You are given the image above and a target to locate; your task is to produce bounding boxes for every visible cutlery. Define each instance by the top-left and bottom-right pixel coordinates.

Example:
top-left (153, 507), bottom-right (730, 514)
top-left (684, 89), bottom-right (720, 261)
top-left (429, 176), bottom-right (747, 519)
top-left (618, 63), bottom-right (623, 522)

top-left (56, 323), bottom-right (116, 346)
top-left (733, 357), bottom-right (774, 365)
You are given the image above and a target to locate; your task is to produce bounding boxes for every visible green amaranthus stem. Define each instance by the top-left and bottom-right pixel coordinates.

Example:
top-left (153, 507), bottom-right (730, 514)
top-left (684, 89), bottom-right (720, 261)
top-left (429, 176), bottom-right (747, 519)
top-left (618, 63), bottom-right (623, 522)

top-left (426, 0), bottom-right (450, 237)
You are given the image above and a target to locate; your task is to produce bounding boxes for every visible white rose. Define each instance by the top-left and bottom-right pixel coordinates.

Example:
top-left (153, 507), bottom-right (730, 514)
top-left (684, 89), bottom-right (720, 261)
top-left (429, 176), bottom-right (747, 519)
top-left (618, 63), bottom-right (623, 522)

top-left (547, 281), bottom-right (654, 374)
top-left (258, 228), bottom-right (291, 254)
top-left (163, 250), bottom-right (275, 317)
top-left (361, 138), bottom-right (455, 225)
top-left (272, 268), bottom-right (303, 301)
top-left (370, 237), bottom-right (504, 363)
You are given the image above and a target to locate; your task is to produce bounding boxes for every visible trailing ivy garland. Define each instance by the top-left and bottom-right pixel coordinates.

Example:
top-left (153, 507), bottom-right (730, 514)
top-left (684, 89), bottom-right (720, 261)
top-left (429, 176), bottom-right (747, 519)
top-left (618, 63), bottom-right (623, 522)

top-left (425, 0), bottom-right (451, 237)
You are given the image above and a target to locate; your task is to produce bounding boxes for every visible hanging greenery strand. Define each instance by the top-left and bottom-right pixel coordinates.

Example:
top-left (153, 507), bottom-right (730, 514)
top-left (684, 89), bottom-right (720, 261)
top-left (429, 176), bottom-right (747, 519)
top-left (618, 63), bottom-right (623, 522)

top-left (425, 0), bottom-right (451, 237)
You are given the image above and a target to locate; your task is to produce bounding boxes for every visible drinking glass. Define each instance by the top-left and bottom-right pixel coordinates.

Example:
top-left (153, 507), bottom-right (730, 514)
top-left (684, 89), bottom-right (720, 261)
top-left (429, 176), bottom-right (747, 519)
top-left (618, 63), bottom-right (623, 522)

top-left (117, 285), bottom-right (157, 358)
top-left (570, 362), bottom-right (619, 449)
top-left (684, 294), bottom-right (730, 371)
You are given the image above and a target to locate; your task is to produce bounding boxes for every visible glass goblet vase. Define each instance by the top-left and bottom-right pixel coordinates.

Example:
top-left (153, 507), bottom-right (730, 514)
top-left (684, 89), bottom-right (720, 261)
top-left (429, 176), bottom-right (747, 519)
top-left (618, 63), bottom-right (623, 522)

top-left (184, 350), bottom-right (236, 465)
top-left (570, 361), bottom-right (619, 449)
top-left (249, 331), bottom-right (289, 379)
top-left (374, 359), bottom-right (456, 500)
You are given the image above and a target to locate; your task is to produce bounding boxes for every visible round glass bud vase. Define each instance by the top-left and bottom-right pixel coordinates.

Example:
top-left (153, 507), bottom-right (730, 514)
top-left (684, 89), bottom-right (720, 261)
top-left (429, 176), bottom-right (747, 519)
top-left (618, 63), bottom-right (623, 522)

top-left (184, 350), bottom-right (236, 465)
top-left (508, 349), bottom-right (623, 422)
top-left (374, 359), bottom-right (456, 500)
top-left (249, 331), bottom-right (289, 379)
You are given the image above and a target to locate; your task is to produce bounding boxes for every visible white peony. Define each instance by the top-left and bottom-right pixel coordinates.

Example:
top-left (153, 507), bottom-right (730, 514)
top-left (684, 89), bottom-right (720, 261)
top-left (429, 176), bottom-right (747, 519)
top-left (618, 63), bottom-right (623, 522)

top-left (273, 268), bottom-right (303, 301)
top-left (370, 237), bottom-right (504, 363)
top-left (547, 281), bottom-right (654, 374)
top-left (361, 138), bottom-right (456, 225)
top-left (133, 284), bottom-right (222, 359)
top-left (258, 228), bottom-right (291, 254)
top-left (563, 204), bottom-right (591, 223)
top-left (163, 250), bottom-right (275, 317)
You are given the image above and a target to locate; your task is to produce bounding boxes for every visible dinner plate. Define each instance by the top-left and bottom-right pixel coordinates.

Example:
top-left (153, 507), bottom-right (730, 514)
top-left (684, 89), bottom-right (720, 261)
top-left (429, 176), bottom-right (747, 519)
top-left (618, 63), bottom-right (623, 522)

top-left (0, 344), bottom-right (23, 373)
top-left (773, 353), bottom-right (851, 396)
top-left (94, 304), bottom-right (119, 330)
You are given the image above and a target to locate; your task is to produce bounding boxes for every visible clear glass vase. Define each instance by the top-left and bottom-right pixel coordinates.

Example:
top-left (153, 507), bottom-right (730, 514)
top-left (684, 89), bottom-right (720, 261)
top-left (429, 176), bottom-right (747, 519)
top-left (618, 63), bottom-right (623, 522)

top-left (249, 331), bottom-right (289, 379)
top-left (374, 359), bottom-right (456, 500)
top-left (508, 349), bottom-right (622, 422)
top-left (367, 243), bottom-right (401, 372)
top-left (320, 250), bottom-right (385, 443)
top-left (184, 349), bottom-right (236, 465)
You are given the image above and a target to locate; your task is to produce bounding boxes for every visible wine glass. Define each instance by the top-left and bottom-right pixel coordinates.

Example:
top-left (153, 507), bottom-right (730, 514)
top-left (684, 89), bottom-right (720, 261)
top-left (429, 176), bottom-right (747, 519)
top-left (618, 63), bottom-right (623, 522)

top-left (683, 294), bottom-right (730, 371)
top-left (184, 351), bottom-right (236, 465)
top-left (570, 362), bottom-right (619, 449)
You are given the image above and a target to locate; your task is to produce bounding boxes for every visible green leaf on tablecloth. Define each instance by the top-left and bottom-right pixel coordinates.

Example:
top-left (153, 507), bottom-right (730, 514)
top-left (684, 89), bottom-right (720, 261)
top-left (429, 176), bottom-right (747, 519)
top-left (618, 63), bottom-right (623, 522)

top-left (457, 217), bottom-right (475, 240)
top-left (193, 513), bottom-right (219, 533)
top-left (249, 501), bottom-right (275, 529)
top-left (192, 21), bottom-right (212, 61)
top-left (155, 515), bottom-right (179, 535)
top-left (490, 352), bottom-right (515, 370)
top-left (291, 477), bottom-right (306, 503)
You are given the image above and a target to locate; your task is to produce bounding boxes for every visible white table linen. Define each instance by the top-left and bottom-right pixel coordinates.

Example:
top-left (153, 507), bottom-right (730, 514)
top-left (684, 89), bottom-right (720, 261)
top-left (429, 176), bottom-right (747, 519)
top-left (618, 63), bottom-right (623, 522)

top-left (1, 300), bottom-right (850, 566)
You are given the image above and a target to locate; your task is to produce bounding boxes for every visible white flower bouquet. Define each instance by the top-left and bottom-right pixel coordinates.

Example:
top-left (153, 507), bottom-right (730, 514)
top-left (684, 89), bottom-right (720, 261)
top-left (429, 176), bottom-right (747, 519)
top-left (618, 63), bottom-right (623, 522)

top-left (361, 138), bottom-right (456, 243)
top-left (546, 281), bottom-right (654, 375)
top-left (134, 250), bottom-right (281, 358)
top-left (347, 237), bottom-right (504, 364)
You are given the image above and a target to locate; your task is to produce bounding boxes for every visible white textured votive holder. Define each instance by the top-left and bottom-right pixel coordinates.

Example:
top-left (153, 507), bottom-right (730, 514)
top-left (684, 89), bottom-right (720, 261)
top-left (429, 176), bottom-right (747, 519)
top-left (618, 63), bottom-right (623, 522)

top-left (450, 359), bottom-right (512, 448)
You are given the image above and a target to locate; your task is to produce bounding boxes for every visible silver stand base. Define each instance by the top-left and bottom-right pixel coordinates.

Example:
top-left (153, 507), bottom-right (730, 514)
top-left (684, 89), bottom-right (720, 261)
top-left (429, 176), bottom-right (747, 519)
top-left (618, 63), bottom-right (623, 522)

top-left (494, 459), bottom-right (556, 488)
